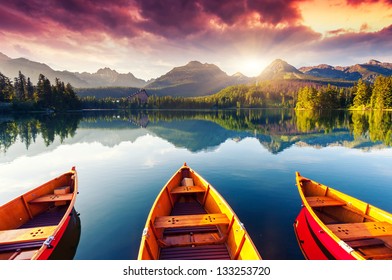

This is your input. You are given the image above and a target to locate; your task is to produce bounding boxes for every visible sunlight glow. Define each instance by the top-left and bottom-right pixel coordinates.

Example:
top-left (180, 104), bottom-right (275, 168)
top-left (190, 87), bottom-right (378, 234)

top-left (238, 58), bottom-right (269, 77)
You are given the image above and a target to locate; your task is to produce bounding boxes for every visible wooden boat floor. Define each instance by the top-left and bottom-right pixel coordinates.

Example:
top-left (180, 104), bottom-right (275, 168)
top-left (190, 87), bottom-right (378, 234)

top-left (159, 199), bottom-right (230, 260)
top-left (0, 206), bottom-right (67, 254)
top-left (160, 244), bottom-right (231, 260)
top-left (345, 237), bottom-right (392, 260)
top-left (19, 206), bottom-right (67, 229)
top-left (165, 201), bottom-right (217, 235)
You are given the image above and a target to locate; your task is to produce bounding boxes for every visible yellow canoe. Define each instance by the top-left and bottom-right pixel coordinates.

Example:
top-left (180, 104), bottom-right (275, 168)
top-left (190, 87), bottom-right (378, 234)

top-left (138, 163), bottom-right (261, 260)
top-left (295, 172), bottom-right (392, 260)
top-left (0, 167), bottom-right (78, 260)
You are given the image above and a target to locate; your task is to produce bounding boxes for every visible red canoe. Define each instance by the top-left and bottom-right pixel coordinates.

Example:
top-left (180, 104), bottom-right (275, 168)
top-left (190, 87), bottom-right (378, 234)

top-left (295, 172), bottom-right (392, 260)
top-left (0, 167), bottom-right (78, 260)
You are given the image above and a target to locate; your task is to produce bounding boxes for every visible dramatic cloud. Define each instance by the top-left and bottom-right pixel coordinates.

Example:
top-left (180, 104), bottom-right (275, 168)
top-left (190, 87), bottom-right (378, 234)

top-left (312, 24), bottom-right (392, 65)
top-left (0, 4), bottom-right (40, 33)
top-left (1, 0), bottom-right (140, 37)
top-left (0, 0), bottom-right (391, 78)
top-left (246, 0), bottom-right (305, 25)
top-left (0, 0), bottom-right (308, 39)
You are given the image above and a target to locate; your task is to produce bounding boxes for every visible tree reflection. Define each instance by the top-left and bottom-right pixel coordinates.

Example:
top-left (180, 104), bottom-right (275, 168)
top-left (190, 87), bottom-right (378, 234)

top-left (368, 111), bottom-right (392, 146)
top-left (0, 109), bottom-right (391, 154)
top-left (0, 114), bottom-right (81, 152)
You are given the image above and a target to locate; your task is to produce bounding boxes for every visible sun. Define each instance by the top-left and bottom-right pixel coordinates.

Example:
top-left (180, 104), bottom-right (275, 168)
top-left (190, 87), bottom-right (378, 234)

top-left (239, 58), bottom-right (269, 77)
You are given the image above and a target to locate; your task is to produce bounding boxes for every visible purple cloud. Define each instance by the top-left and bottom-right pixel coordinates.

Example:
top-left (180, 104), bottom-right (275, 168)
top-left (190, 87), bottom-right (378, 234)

top-left (0, 0), bottom-right (308, 39)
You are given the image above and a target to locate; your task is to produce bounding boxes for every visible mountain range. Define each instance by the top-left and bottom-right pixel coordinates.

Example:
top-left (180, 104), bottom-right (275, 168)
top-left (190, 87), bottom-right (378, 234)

top-left (1, 52), bottom-right (392, 97)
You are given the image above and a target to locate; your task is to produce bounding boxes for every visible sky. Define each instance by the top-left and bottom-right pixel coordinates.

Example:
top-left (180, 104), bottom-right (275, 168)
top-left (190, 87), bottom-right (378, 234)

top-left (0, 0), bottom-right (391, 80)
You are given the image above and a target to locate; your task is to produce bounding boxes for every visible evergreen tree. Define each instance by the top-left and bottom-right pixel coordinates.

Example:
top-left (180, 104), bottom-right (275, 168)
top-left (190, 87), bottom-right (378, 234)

top-left (0, 72), bottom-right (15, 102)
top-left (26, 77), bottom-right (34, 101)
top-left (371, 76), bottom-right (392, 109)
top-left (318, 85), bottom-right (339, 109)
top-left (352, 79), bottom-right (371, 109)
top-left (14, 71), bottom-right (27, 101)
top-left (36, 74), bottom-right (53, 108)
top-left (295, 86), bottom-right (318, 109)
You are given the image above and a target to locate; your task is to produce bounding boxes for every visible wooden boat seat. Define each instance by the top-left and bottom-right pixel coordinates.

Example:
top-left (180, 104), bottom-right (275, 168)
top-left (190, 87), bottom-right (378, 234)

top-left (29, 193), bottom-right (73, 203)
top-left (170, 185), bottom-right (205, 194)
top-left (154, 213), bottom-right (229, 229)
top-left (164, 225), bottom-right (218, 235)
top-left (345, 238), bottom-right (392, 260)
top-left (328, 222), bottom-right (392, 240)
top-left (0, 226), bottom-right (56, 244)
top-left (345, 238), bottom-right (385, 248)
top-left (306, 196), bottom-right (346, 207)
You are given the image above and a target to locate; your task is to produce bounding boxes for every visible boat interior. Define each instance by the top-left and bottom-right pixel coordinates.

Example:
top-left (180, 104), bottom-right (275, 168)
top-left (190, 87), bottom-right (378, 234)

top-left (0, 172), bottom-right (76, 260)
top-left (140, 166), bottom-right (260, 260)
top-left (299, 177), bottom-right (392, 260)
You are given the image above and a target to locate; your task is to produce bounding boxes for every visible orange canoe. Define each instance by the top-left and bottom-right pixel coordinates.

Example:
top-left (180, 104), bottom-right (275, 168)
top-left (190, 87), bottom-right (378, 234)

top-left (138, 163), bottom-right (261, 260)
top-left (295, 172), bottom-right (392, 260)
top-left (0, 167), bottom-right (78, 260)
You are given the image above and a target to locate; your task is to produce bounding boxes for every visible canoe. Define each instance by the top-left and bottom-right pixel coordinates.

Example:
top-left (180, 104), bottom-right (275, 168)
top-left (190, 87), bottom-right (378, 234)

top-left (0, 167), bottom-right (78, 260)
top-left (138, 163), bottom-right (261, 260)
top-left (294, 172), bottom-right (392, 260)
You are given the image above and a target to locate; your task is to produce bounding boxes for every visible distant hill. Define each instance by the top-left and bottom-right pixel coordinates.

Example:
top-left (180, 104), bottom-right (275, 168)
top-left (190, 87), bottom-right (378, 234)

top-left (74, 67), bottom-right (147, 88)
top-left (299, 59), bottom-right (392, 82)
top-left (0, 52), bottom-right (89, 87)
top-left (1, 51), bottom-right (392, 98)
top-left (145, 61), bottom-right (251, 97)
top-left (0, 52), bottom-right (147, 88)
top-left (257, 59), bottom-right (304, 80)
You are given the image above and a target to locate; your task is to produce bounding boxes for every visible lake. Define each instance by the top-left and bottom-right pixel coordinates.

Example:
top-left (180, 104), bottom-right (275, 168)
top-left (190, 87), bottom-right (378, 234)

top-left (0, 109), bottom-right (391, 260)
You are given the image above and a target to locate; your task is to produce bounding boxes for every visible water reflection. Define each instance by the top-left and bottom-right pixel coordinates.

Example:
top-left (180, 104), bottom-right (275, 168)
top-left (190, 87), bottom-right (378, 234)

top-left (0, 109), bottom-right (391, 155)
top-left (1, 110), bottom-right (391, 260)
top-left (48, 208), bottom-right (81, 260)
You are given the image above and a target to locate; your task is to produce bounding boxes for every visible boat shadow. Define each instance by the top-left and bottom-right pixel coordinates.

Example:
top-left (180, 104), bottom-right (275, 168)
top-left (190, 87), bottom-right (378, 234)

top-left (48, 208), bottom-right (81, 260)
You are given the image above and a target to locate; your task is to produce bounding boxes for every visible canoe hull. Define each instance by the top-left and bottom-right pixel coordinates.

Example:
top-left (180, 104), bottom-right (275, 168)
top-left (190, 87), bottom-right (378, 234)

top-left (295, 172), bottom-right (392, 260)
top-left (138, 163), bottom-right (261, 260)
top-left (294, 207), bottom-right (355, 260)
top-left (0, 167), bottom-right (79, 260)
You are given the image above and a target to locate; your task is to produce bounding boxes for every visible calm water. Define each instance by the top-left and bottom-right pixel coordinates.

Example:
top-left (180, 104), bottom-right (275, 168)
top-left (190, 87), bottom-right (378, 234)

top-left (1, 109), bottom-right (392, 260)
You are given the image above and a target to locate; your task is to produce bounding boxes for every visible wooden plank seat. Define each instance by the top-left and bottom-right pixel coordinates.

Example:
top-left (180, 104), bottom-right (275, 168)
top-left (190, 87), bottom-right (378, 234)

top-left (328, 222), bottom-right (392, 240)
top-left (0, 226), bottom-right (57, 244)
top-left (154, 213), bottom-right (229, 229)
top-left (345, 238), bottom-right (385, 248)
top-left (29, 193), bottom-right (73, 203)
top-left (164, 225), bottom-right (218, 235)
top-left (170, 185), bottom-right (205, 194)
top-left (306, 196), bottom-right (346, 208)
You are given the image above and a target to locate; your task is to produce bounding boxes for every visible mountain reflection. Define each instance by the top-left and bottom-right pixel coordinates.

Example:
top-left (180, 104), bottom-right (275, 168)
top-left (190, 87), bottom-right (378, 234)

top-left (0, 109), bottom-right (391, 154)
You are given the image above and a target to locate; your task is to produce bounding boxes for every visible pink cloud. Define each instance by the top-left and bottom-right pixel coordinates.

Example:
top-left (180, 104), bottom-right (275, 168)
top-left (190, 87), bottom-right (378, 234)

top-left (0, 5), bottom-right (42, 33)
top-left (316, 24), bottom-right (392, 59)
top-left (247, 0), bottom-right (305, 25)
top-left (0, 0), bottom-right (309, 40)
top-left (346, 0), bottom-right (392, 6)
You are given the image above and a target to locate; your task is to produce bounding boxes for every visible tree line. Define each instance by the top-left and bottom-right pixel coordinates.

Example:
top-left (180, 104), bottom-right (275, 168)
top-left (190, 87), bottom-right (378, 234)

top-left (296, 76), bottom-right (392, 110)
top-left (2, 71), bottom-right (392, 111)
top-left (0, 71), bottom-right (81, 111)
top-left (80, 80), bottom-right (355, 110)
